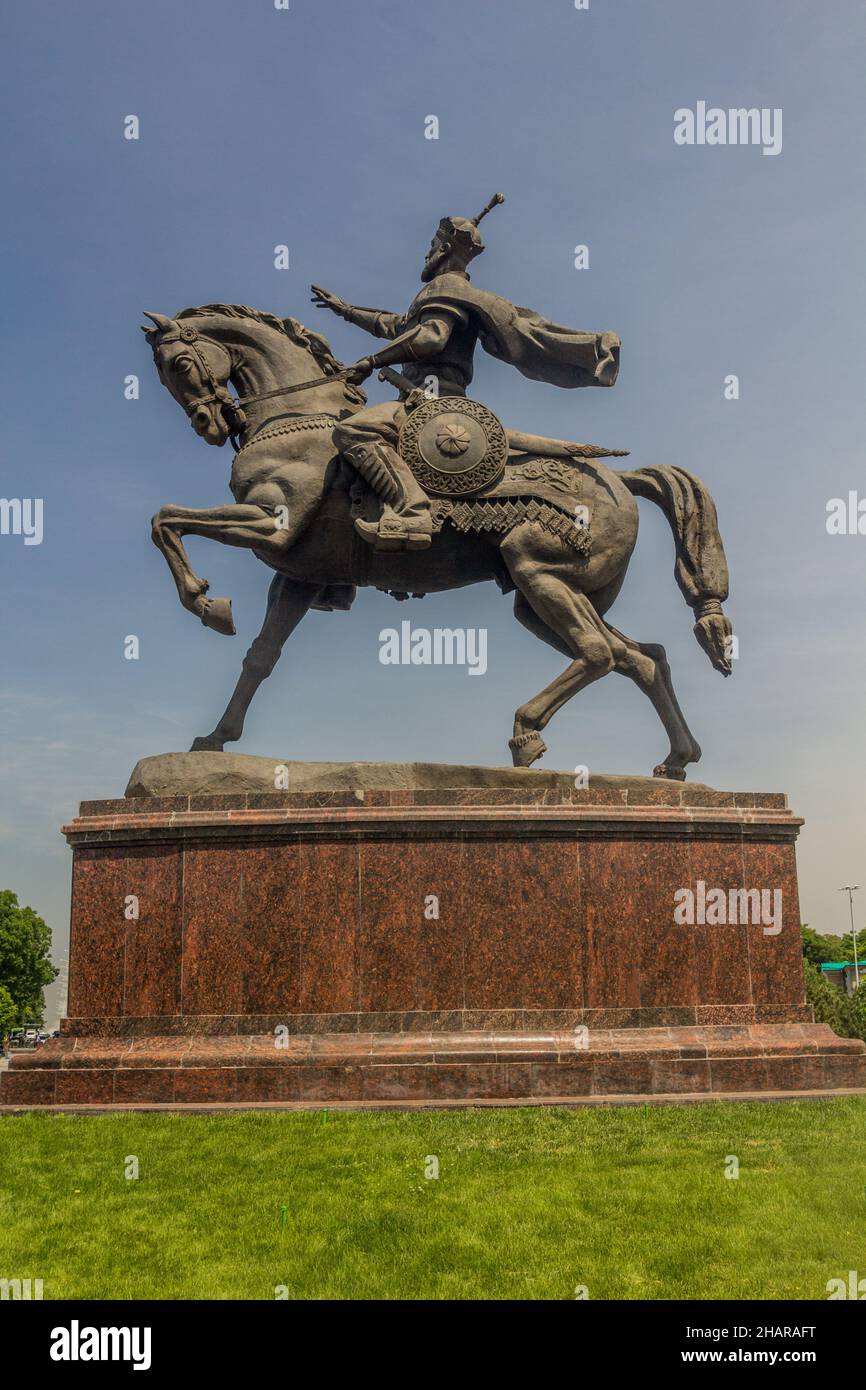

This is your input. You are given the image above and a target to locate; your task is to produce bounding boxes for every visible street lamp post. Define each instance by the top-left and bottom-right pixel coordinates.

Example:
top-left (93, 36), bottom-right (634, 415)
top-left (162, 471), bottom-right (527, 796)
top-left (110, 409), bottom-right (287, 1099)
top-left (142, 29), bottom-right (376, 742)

top-left (839, 886), bottom-right (860, 989)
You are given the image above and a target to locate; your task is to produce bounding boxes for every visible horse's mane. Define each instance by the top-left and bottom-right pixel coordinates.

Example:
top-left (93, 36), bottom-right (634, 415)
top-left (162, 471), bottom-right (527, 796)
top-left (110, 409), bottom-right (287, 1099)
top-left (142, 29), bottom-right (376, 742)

top-left (176, 303), bottom-right (366, 406)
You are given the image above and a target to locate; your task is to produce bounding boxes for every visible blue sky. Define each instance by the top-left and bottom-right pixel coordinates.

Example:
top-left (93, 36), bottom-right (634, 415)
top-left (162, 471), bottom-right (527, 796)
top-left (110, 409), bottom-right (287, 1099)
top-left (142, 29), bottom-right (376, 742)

top-left (2, 0), bottom-right (866, 1019)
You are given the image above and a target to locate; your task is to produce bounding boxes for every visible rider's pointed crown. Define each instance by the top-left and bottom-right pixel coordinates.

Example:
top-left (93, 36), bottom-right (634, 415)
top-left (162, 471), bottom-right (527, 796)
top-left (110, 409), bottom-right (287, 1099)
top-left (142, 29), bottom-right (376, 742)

top-left (437, 193), bottom-right (505, 264)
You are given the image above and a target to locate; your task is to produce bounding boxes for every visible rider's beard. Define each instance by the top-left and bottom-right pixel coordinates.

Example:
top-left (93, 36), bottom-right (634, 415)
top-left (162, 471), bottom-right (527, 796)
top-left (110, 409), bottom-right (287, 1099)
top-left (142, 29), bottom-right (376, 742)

top-left (421, 246), bottom-right (450, 283)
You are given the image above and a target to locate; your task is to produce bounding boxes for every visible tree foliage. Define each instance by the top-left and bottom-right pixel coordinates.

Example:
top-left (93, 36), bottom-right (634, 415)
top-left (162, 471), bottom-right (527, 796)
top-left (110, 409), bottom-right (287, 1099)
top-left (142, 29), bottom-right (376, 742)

top-left (0, 984), bottom-right (17, 1044)
top-left (0, 890), bottom-right (58, 1028)
top-left (801, 923), bottom-right (866, 966)
top-left (803, 959), bottom-right (866, 1043)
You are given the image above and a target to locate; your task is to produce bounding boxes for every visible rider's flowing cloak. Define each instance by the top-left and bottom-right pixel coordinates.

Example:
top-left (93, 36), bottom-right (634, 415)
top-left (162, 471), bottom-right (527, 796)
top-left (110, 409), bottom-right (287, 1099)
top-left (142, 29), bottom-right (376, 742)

top-left (413, 273), bottom-right (621, 389)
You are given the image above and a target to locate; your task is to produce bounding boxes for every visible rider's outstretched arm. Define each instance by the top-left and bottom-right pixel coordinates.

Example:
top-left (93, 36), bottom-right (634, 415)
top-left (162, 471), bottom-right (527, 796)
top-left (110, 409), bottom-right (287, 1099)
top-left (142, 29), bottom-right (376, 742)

top-left (341, 305), bottom-right (403, 339)
top-left (310, 286), bottom-right (402, 339)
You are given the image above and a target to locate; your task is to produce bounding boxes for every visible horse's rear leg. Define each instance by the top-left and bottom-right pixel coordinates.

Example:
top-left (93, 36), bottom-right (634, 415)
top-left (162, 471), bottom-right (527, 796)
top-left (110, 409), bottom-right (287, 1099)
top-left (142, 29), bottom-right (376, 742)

top-left (190, 576), bottom-right (316, 751)
top-left (513, 591), bottom-right (572, 659)
top-left (512, 583), bottom-right (702, 779)
top-left (503, 544), bottom-right (616, 767)
top-left (604, 623), bottom-right (701, 780)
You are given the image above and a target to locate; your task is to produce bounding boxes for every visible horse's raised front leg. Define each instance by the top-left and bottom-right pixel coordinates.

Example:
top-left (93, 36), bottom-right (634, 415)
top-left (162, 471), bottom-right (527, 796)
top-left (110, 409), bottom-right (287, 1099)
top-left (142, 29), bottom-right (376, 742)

top-left (150, 501), bottom-right (297, 635)
top-left (149, 508), bottom-right (221, 627)
top-left (191, 575), bottom-right (317, 751)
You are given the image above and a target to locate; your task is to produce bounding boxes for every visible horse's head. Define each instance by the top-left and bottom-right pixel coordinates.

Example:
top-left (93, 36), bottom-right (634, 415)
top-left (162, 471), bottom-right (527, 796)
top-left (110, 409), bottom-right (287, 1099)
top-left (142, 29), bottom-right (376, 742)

top-left (142, 311), bottom-right (240, 446)
top-left (143, 304), bottom-right (368, 446)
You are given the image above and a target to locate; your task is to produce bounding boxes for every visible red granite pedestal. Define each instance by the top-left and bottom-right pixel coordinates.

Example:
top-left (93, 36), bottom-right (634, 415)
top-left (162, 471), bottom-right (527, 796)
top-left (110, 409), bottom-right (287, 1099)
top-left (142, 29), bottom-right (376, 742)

top-left (3, 775), bottom-right (864, 1108)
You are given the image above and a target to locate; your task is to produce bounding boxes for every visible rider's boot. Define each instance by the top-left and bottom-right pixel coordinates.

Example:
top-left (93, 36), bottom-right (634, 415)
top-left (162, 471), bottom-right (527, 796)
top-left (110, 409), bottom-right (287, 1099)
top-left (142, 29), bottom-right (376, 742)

top-left (345, 441), bottom-right (433, 551)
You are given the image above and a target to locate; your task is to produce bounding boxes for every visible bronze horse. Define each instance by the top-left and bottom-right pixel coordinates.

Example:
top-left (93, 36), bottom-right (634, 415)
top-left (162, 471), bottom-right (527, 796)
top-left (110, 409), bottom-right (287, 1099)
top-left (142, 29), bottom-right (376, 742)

top-left (145, 303), bottom-right (732, 778)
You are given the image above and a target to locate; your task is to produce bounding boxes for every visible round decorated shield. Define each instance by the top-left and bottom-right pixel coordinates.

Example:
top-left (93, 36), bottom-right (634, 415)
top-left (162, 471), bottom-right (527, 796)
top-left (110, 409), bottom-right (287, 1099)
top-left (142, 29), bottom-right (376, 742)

top-left (399, 396), bottom-right (508, 496)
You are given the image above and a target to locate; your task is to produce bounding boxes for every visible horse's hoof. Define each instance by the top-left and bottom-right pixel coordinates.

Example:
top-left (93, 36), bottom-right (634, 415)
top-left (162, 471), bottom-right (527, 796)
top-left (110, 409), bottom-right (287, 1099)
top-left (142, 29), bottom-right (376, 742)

top-left (190, 736), bottom-right (225, 752)
top-left (200, 597), bottom-right (235, 636)
top-left (653, 763), bottom-right (687, 781)
top-left (509, 730), bottom-right (547, 768)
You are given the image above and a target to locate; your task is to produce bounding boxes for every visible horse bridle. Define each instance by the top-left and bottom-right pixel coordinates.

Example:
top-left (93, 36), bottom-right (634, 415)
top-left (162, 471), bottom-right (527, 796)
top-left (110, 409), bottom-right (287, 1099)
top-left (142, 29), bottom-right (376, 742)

top-left (154, 324), bottom-right (249, 448)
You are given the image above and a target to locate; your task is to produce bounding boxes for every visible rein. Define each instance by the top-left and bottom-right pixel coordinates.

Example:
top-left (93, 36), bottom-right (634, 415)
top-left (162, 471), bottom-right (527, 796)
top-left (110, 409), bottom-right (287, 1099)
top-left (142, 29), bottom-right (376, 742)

top-left (233, 372), bottom-right (350, 408)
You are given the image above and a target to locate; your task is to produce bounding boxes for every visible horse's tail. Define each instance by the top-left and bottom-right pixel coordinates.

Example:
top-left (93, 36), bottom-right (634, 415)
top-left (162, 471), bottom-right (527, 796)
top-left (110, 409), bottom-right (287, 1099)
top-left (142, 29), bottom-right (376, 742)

top-left (620, 465), bottom-right (733, 676)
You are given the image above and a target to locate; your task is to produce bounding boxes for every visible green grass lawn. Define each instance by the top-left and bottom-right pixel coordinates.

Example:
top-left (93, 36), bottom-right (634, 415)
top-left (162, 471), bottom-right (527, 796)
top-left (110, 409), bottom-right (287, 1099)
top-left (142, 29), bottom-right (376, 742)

top-left (1, 1099), bottom-right (864, 1300)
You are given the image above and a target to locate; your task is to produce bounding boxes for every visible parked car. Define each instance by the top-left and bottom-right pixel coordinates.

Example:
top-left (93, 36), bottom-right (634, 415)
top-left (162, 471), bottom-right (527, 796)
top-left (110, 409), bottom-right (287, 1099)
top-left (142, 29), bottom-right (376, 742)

top-left (6, 1028), bottom-right (45, 1050)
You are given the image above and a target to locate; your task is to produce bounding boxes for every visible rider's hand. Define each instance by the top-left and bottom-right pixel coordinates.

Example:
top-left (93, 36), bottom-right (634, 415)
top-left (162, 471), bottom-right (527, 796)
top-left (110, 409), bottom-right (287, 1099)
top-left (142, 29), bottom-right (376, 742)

top-left (344, 357), bottom-right (375, 386)
top-left (310, 285), bottom-right (348, 317)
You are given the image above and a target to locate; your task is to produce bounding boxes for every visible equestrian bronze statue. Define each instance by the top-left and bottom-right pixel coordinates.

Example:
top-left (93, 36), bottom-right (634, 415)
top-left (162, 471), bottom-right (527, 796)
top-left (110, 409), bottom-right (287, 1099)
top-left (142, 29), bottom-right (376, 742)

top-left (145, 196), bottom-right (732, 778)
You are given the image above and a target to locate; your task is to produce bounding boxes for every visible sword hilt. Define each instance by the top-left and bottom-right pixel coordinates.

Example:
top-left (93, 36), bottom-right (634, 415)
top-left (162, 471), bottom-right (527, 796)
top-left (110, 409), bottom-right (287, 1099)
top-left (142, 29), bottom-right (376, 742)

top-left (378, 366), bottom-right (418, 395)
